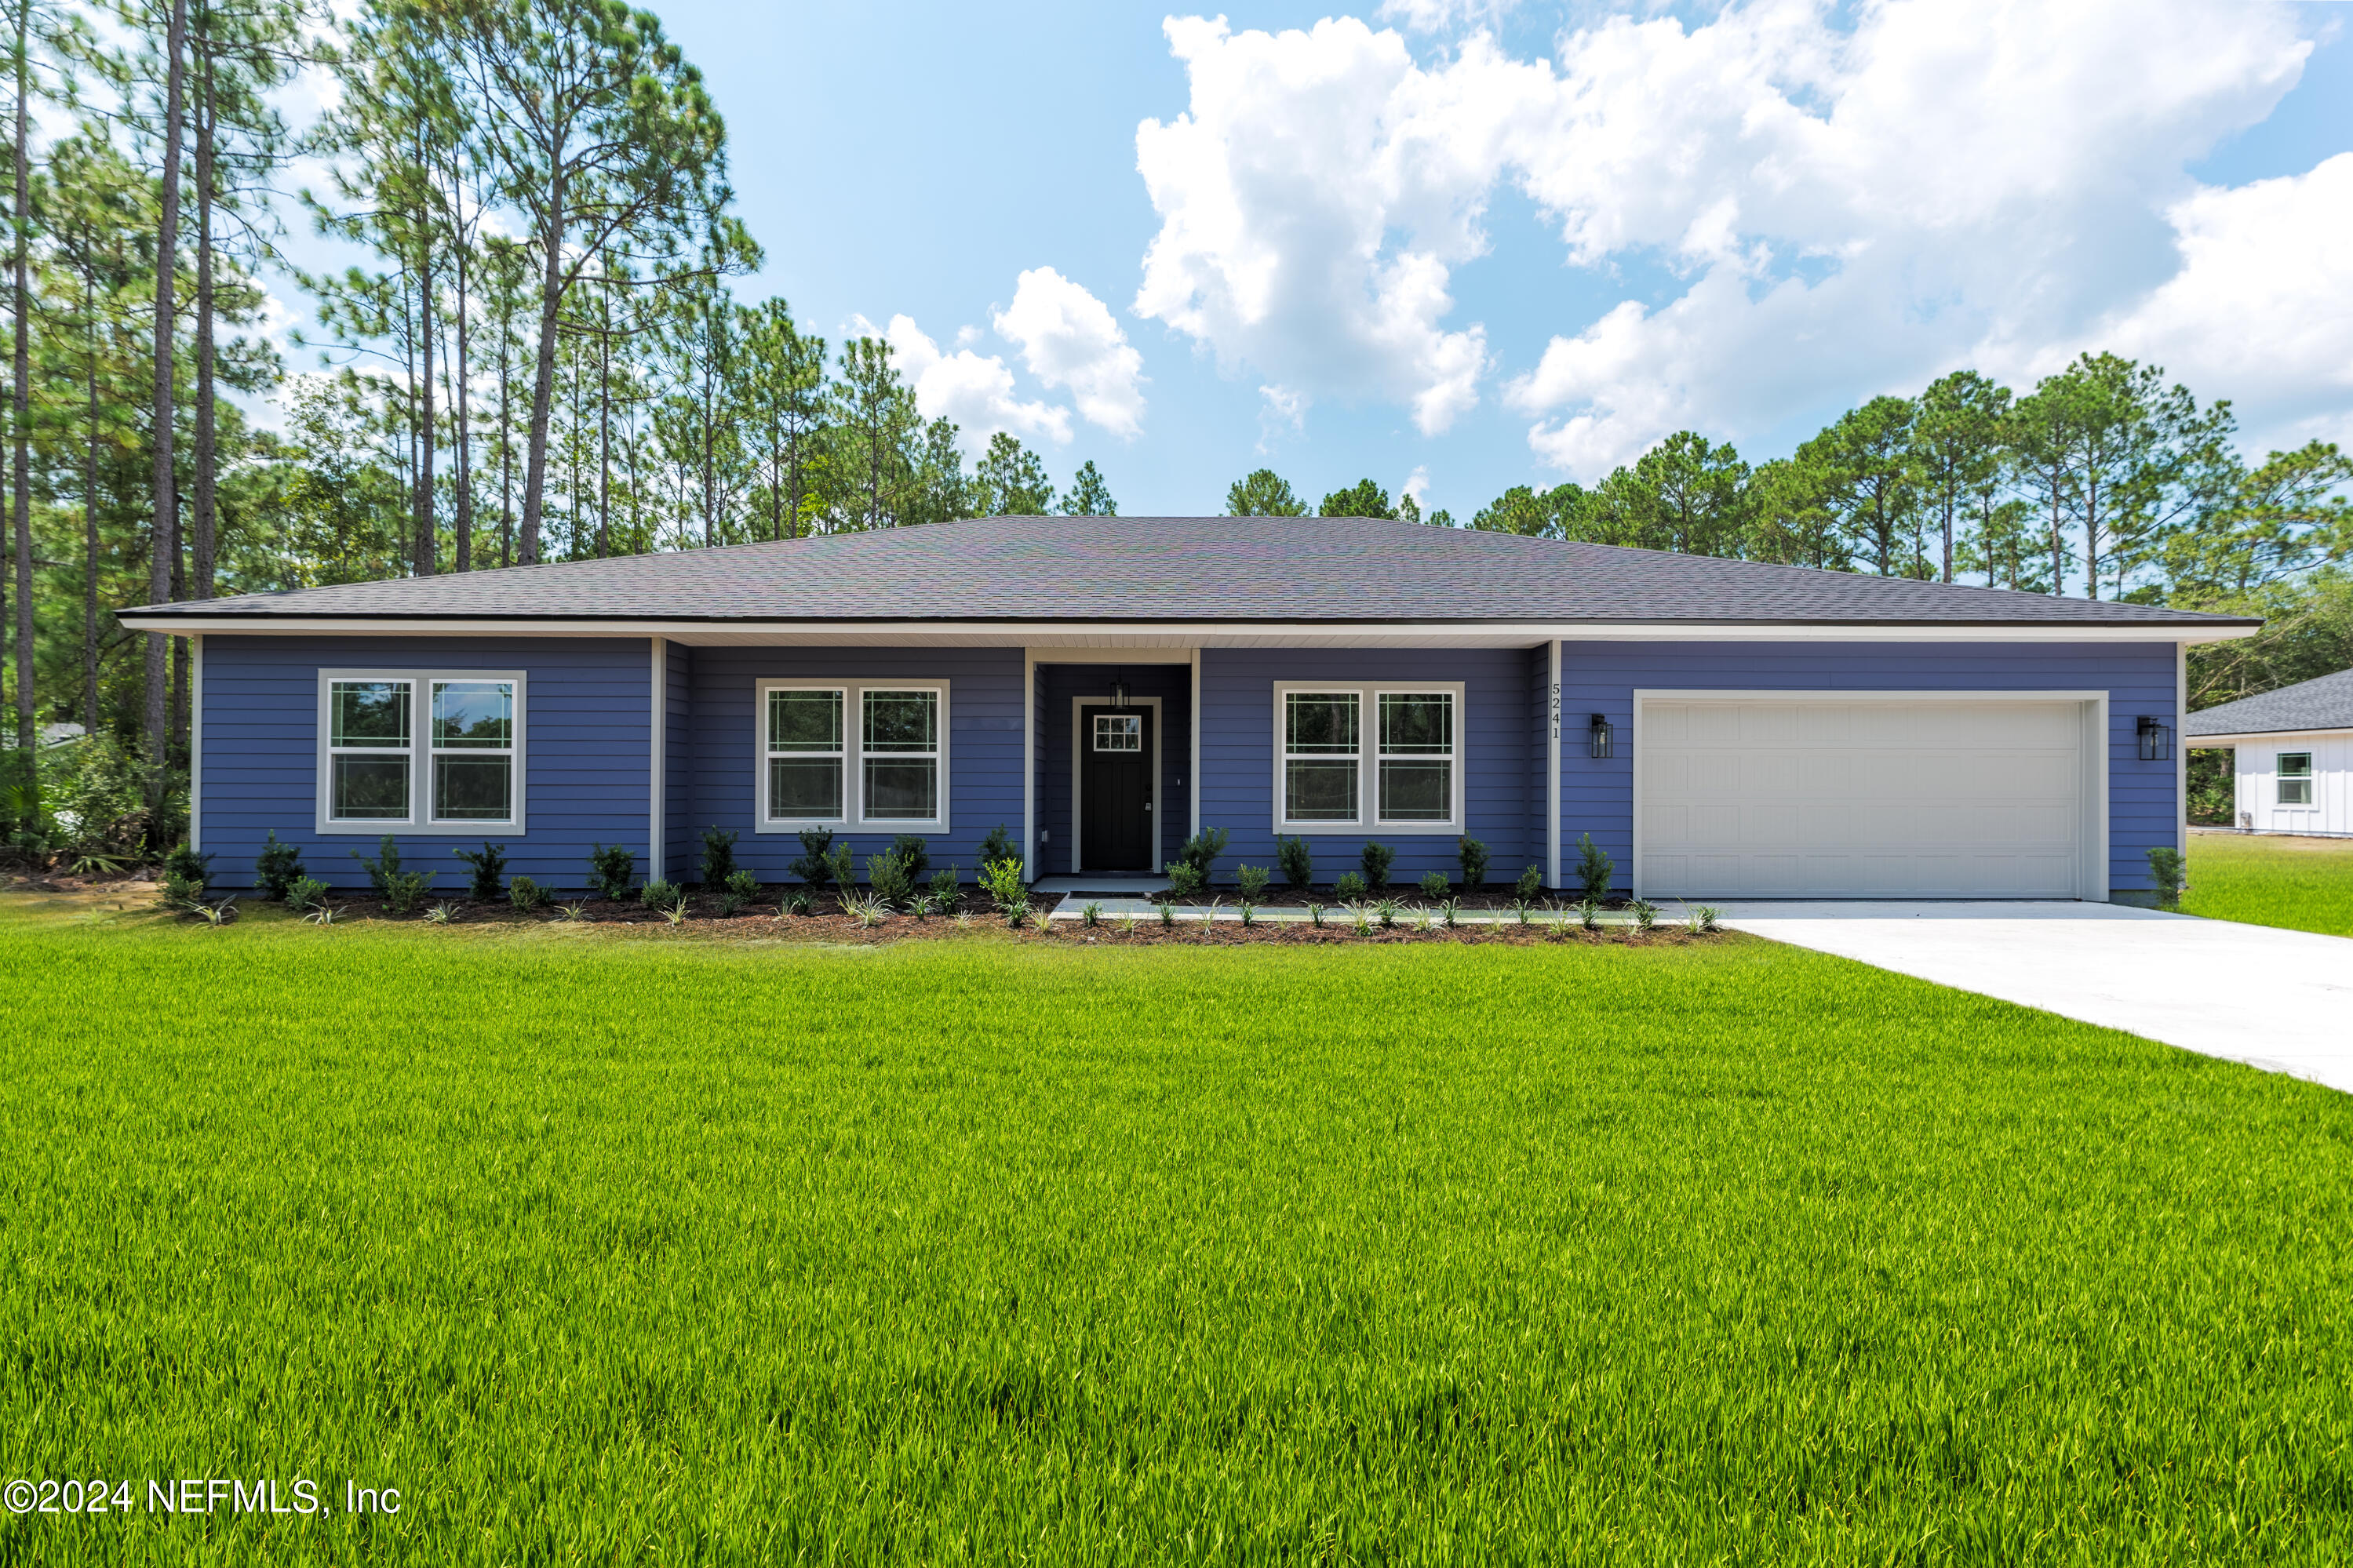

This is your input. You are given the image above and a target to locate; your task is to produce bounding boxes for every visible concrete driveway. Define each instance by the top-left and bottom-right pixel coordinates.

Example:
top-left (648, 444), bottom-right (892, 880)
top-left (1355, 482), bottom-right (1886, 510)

top-left (1713, 902), bottom-right (2353, 1094)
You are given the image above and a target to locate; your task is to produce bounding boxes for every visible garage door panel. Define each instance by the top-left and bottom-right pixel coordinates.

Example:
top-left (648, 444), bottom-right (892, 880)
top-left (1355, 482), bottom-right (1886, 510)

top-left (1641, 697), bottom-right (2087, 899)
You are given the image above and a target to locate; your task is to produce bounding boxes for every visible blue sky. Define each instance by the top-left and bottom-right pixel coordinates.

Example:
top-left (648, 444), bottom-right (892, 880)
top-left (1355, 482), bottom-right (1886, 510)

top-left (279, 2), bottom-right (2353, 520)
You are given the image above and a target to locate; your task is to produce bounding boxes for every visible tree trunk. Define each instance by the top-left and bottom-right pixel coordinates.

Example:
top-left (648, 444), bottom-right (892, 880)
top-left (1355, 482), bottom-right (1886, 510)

top-left (518, 161), bottom-right (566, 565)
top-left (10, 0), bottom-right (33, 751)
top-left (497, 322), bottom-right (512, 567)
top-left (413, 235), bottom-right (436, 577)
top-left (451, 216), bottom-right (472, 572)
top-left (147, 0), bottom-right (189, 777)
top-left (191, 31), bottom-right (216, 602)
top-left (84, 282), bottom-right (99, 733)
top-left (596, 282), bottom-right (609, 557)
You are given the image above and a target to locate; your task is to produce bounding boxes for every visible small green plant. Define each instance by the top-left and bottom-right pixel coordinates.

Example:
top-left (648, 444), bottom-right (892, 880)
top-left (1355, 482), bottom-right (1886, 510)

top-left (454, 841), bottom-right (508, 900)
top-left (843, 891), bottom-right (889, 928)
top-left (639, 878), bottom-right (679, 910)
top-left (1238, 900), bottom-right (1256, 928)
top-left (382, 869), bottom-right (435, 915)
top-left (1457, 835), bottom-right (1488, 890)
top-left (1176, 825), bottom-right (1230, 880)
top-left (1418, 869), bottom-right (1448, 900)
top-left (1026, 906), bottom-right (1055, 934)
top-left (953, 911), bottom-right (973, 932)
top-left (699, 827), bottom-right (739, 885)
top-left (979, 856), bottom-right (1030, 926)
top-left (304, 902), bottom-right (339, 926)
top-left (1307, 902), bottom-right (1327, 929)
top-left (1117, 912), bottom-right (1138, 936)
top-left (866, 850), bottom-right (915, 909)
top-left (1155, 897), bottom-right (1177, 928)
top-left (976, 824), bottom-right (1018, 871)
top-left (1197, 896), bottom-right (1224, 936)
top-left (1360, 841), bottom-right (1394, 890)
top-left (1332, 871), bottom-right (1367, 902)
top-left (1512, 898), bottom-right (1532, 927)
top-left (658, 891), bottom-right (690, 928)
top-left (1575, 833), bottom-right (1614, 903)
top-left (162, 842), bottom-right (214, 891)
top-left (1164, 860), bottom-right (1205, 899)
top-left (424, 901), bottom-right (456, 925)
top-left (1235, 863), bottom-right (1271, 901)
top-left (1348, 902), bottom-right (1373, 937)
top-left (555, 900), bottom-right (591, 922)
top-left (1276, 835), bottom-right (1314, 890)
top-left (1438, 896), bottom-right (1460, 929)
top-left (825, 842), bottom-right (855, 895)
top-left (254, 831), bottom-right (305, 900)
top-left (1412, 906), bottom-right (1435, 933)
top-left (927, 866), bottom-right (960, 910)
top-left (159, 868), bottom-right (207, 908)
top-left (586, 843), bottom-right (636, 900)
top-left (351, 834), bottom-right (404, 896)
top-left (509, 875), bottom-right (548, 913)
top-left (1578, 897), bottom-right (1601, 932)
top-left (71, 850), bottom-right (129, 876)
top-left (1081, 900), bottom-right (1103, 928)
top-left (788, 828), bottom-right (839, 888)
top-left (1514, 864), bottom-right (1543, 902)
top-left (1375, 897), bottom-right (1399, 930)
top-left (888, 835), bottom-right (931, 882)
top-left (1630, 897), bottom-right (1659, 933)
top-left (185, 895), bottom-right (238, 926)
top-left (2146, 846), bottom-right (2187, 908)
top-left (718, 868), bottom-right (759, 917)
top-left (283, 875), bottom-right (330, 915)
top-left (1696, 904), bottom-right (1722, 933)
top-left (780, 888), bottom-right (815, 917)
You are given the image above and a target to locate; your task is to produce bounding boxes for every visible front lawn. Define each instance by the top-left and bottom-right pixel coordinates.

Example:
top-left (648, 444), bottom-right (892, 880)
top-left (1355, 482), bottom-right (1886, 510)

top-left (2, 899), bottom-right (2348, 1563)
top-left (2184, 830), bottom-right (2353, 937)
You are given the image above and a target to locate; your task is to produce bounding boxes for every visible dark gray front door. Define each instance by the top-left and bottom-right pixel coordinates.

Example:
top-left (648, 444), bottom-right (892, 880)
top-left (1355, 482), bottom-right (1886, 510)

top-left (1080, 706), bottom-right (1153, 871)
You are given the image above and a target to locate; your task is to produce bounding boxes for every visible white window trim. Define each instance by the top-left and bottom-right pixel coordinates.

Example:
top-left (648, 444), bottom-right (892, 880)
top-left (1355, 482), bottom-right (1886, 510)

top-left (1269, 681), bottom-right (1465, 835)
top-left (754, 678), bottom-right (951, 833)
top-left (2276, 752), bottom-right (2315, 809)
top-left (313, 669), bottom-right (528, 836)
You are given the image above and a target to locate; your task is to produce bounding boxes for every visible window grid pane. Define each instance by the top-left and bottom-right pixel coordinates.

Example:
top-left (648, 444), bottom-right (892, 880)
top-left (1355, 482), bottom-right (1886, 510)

top-left (332, 755), bottom-right (410, 820)
top-left (331, 681), bottom-right (410, 748)
top-left (1378, 759), bottom-right (1452, 820)
top-left (1285, 759), bottom-right (1358, 821)
top-left (432, 681), bottom-right (512, 748)
top-left (1285, 693), bottom-right (1358, 754)
top-left (770, 689), bottom-right (843, 752)
top-left (864, 759), bottom-right (938, 820)
top-left (770, 758), bottom-right (844, 819)
top-left (864, 690), bottom-right (938, 753)
top-left (1095, 714), bottom-right (1142, 751)
top-left (1379, 693), bottom-right (1452, 755)
top-left (434, 756), bottom-right (513, 820)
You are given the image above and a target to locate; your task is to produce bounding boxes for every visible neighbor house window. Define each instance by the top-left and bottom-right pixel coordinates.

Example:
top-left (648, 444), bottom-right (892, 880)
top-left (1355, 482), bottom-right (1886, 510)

top-left (1274, 682), bottom-right (1462, 831)
top-left (2277, 752), bottom-right (2313, 806)
top-left (318, 671), bottom-right (525, 833)
top-left (328, 678), bottom-right (412, 821)
top-left (756, 679), bottom-right (949, 829)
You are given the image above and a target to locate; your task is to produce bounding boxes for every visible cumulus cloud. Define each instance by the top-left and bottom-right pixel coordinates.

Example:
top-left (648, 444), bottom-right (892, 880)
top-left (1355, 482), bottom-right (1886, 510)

top-left (1136, 2), bottom-right (2334, 471)
top-left (993, 267), bottom-right (1148, 438)
top-left (876, 314), bottom-right (1073, 449)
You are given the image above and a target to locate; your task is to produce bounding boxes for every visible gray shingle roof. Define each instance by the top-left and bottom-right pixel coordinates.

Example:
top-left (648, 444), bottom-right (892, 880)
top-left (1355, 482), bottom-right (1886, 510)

top-left (122, 513), bottom-right (2254, 628)
top-left (2187, 668), bottom-right (2353, 736)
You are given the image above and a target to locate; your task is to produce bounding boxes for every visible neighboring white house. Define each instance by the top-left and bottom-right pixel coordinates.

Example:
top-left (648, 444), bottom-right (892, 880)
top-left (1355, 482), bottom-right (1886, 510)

top-left (2186, 669), bottom-right (2353, 837)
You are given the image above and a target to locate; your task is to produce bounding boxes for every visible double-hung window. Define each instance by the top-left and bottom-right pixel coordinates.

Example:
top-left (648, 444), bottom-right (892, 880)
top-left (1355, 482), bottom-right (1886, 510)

top-left (757, 679), bottom-right (948, 830)
top-left (1273, 682), bottom-right (1461, 832)
top-left (318, 671), bottom-right (525, 832)
top-left (2277, 752), bottom-right (2314, 807)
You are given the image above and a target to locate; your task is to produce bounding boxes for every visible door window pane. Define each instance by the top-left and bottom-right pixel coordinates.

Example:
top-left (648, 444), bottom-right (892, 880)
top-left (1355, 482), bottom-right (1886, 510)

top-left (770, 758), bottom-right (843, 818)
top-left (1285, 759), bottom-right (1357, 821)
top-left (770, 689), bottom-right (842, 751)
top-left (331, 681), bottom-right (409, 748)
top-left (865, 690), bottom-right (937, 751)
top-left (864, 759), bottom-right (938, 820)
top-left (432, 681), bottom-right (512, 747)
top-left (434, 756), bottom-right (513, 820)
top-left (333, 756), bottom-right (410, 819)
top-left (1095, 714), bottom-right (1142, 751)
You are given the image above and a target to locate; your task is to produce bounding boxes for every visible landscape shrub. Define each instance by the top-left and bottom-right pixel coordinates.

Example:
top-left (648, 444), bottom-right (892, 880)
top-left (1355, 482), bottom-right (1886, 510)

top-left (788, 828), bottom-right (838, 887)
top-left (352, 835), bottom-right (406, 897)
top-left (1164, 861), bottom-right (1205, 899)
top-left (889, 835), bottom-right (930, 882)
top-left (1276, 835), bottom-right (1313, 890)
top-left (454, 842), bottom-right (508, 900)
top-left (381, 868), bottom-right (434, 915)
top-left (586, 844), bottom-right (637, 900)
top-left (2147, 846), bottom-right (2187, 908)
top-left (719, 868), bottom-right (759, 917)
top-left (1418, 869), bottom-right (1448, 899)
top-left (1629, 897), bottom-right (1659, 933)
top-left (1513, 864), bottom-right (1543, 903)
top-left (825, 842), bottom-right (855, 893)
top-left (699, 827), bottom-right (738, 886)
top-left (508, 875), bottom-right (548, 913)
top-left (1575, 832), bottom-right (1614, 902)
top-left (162, 842), bottom-right (214, 892)
top-left (979, 857), bottom-right (1029, 926)
top-left (39, 733), bottom-right (150, 860)
top-left (283, 876), bottom-right (330, 915)
top-left (1235, 863), bottom-right (1271, 901)
top-left (867, 851), bottom-right (914, 909)
top-left (639, 878), bottom-right (679, 910)
top-left (1176, 826), bottom-right (1229, 879)
top-left (927, 866), bottom-right (959, 908)
top-left (158, 868), bottom-right (206, 908)
top-left (254, 831), bottom-right (306, 900)
top-left (1457, 835), bottom-right (1489, 890)
top-left (1333, 871), bottom-right (1367, 901)
top-left (976, 824), bottom-right (1018, 871)
top-left (1360, 841), bottom-right (1394, 890)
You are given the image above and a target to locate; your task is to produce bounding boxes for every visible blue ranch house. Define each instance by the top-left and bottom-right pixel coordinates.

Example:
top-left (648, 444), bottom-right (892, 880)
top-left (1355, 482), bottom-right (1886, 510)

top-left (121, 514), bottom-right (2257, 901)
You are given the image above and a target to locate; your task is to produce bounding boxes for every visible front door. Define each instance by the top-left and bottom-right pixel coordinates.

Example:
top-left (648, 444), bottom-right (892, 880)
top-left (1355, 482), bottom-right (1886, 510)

top-left (1080, 705), bottom-right (1154, 871)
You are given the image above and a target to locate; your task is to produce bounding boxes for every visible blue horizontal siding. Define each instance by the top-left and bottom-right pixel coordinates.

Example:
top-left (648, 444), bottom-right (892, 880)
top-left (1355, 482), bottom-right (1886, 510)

top-left (1198, 646), bottom-right (1535, 887)
top-left (198, 634), bottom-right (654, 891)
top-left (1036, 663), bottom-right (1192, 875)
top-left (683, 646), bottom-right (1025, 882)
top-left (1557, 640), bottom-right (2180, 896)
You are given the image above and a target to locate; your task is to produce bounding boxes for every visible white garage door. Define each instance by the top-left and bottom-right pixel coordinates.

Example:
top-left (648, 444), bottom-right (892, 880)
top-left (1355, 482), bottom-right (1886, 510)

top-left (1637, 697), bottom-right (2092, 899)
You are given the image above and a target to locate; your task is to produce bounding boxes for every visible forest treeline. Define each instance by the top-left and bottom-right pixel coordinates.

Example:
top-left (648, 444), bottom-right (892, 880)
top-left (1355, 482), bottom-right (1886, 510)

top-left (0, 0), bottom-right (2348, 854)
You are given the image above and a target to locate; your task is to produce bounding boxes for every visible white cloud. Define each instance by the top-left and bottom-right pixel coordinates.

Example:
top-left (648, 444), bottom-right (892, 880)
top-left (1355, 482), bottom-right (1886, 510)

top-left (873, 314), bottom-right (1073, 449)
top-left (1401, 464), bottom-right (1430, 504)
top-left (1137, 2), bottom-right (2328, 473)
top-left (992, 267), bottom-right (1148, 438)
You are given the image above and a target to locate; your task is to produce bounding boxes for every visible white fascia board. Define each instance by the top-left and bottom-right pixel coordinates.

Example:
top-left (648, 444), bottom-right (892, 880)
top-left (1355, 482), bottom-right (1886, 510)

top-left (115, 616), bottom-right (2262, 647)
top-left (2186, 727), bottom-right (2353, 745)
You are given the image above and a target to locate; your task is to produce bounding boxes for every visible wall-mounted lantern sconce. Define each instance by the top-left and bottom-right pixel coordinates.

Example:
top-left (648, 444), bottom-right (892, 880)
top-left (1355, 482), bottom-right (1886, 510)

top-left (1109, 674), bottom-right (1131, 711)
top-left (1589, 713), bottom-right (1615, 760)
top-left (2136, 715), bottom-right (2173, 762)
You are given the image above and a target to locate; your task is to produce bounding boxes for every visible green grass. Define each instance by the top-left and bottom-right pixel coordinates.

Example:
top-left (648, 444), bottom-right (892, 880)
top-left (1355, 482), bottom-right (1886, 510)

top-left (2184, 832), bottom-right (2353, 937)
top-left (2, 902), bottom-right (2349, 1565)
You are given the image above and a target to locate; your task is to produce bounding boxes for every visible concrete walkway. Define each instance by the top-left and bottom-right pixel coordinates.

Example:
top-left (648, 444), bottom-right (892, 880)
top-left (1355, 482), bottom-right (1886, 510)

top-left (1713, 902), bottom-right (2353, 1094)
